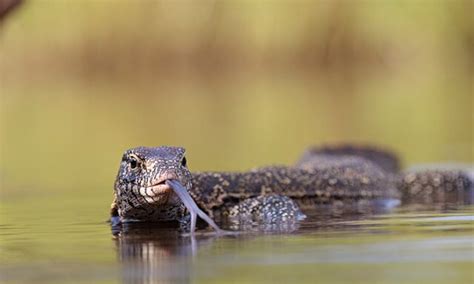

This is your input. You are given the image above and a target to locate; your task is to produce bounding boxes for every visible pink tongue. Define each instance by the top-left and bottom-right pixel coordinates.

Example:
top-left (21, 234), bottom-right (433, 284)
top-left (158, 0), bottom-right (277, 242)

top-left (166, 179), bottom-right (225, 234)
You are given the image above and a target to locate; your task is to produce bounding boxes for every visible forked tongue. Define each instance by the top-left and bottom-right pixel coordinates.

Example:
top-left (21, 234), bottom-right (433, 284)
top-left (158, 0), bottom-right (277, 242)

top-left (166, 179), bottom-right (231, 235)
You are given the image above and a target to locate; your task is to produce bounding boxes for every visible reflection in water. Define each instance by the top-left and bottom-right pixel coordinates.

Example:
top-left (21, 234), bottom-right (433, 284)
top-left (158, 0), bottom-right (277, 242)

top-left (111, 199), bottom-right (399, 283)
top-left (112, 221), bottom-right (302, 283)
top-left (116, 225), bottom-right (187, 283)
top-left (111, 207), bottom-right (382, 284)
top-left (114, 223), bottom-right (196, 284)
top-left (112, 197), bottom-right (473, 284)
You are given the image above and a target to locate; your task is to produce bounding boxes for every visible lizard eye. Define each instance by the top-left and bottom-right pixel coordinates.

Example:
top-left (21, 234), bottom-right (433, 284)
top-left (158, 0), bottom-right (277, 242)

top-left (181, 157), bottom-right (187, 167)
top-left (129, 156), bottom-right (139, 169)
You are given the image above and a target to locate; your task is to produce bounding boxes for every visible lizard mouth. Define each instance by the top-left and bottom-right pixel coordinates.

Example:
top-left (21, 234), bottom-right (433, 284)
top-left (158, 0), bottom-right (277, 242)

top-left (139, 182), bottom-right (172, 204)
top-left (140, 180), bottom-right (171, 198)
top-left (139, 172), bottom-right (178, 201)
top-left (147, 181), bottom-right (171, 195)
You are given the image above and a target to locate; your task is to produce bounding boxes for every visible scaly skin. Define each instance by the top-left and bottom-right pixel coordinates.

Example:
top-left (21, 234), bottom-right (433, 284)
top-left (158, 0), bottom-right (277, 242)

top-left (111, 146), bottom-right (472, 230)
top-left (399, 170), bottom-right (472, 206)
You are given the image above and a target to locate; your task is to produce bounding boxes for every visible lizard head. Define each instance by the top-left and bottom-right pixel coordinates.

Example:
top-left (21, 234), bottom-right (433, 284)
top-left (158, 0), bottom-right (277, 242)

top-left (114, 146), bottom-right (193, 219)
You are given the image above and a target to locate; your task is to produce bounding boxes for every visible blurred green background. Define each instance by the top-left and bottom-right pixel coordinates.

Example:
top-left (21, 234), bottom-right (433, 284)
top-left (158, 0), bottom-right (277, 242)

top-left (0, 0), bottom-right (472, 213)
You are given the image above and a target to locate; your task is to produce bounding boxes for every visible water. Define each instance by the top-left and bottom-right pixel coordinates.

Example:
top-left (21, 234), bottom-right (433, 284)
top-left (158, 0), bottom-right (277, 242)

top-left (1, 196), bottom-right (473, 284)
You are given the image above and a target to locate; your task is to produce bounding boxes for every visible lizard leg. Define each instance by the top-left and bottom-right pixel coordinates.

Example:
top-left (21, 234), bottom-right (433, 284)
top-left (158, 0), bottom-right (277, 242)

top-left (110, 194), bottom-right (121, 226)
top-left (228, 195), bottom-right (306, 224)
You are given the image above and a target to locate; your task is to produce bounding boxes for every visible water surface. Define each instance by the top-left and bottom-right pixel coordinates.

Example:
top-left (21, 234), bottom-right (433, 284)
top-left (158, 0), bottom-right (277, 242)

top-left (1, 195), bottom-right (472, 284)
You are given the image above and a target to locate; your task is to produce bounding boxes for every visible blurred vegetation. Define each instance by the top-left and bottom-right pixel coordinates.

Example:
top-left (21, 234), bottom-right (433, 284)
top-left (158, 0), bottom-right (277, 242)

top-left (0, 1), bottom-right (473, 206)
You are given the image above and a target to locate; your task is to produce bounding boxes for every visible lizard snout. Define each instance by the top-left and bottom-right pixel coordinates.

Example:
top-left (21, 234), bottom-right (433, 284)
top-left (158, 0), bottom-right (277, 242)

top-left (154, 170), bottom-right (179, 185)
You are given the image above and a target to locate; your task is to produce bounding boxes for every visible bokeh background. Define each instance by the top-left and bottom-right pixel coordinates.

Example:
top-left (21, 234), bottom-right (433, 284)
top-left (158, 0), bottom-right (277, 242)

top-left (1, 1), bottom-right (473, 218)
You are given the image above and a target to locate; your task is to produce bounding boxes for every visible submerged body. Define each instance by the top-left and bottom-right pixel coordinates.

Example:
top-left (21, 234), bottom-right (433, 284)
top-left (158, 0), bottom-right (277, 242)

top-left (111, 146), bottom-right (472, 233)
